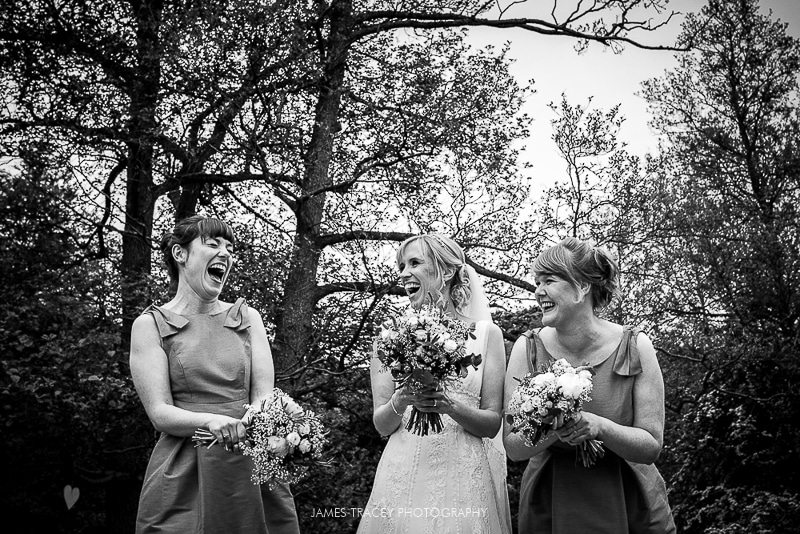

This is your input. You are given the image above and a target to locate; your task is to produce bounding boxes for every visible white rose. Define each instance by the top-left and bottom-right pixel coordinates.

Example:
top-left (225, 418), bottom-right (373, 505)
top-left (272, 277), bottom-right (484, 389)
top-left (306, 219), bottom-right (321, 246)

top-left (298, 439), bottom-right (312, 454)
top-left (266, 436), bottom-right (289, 457)
top-left (283, 399), bottom-right (304, 416)
top-left (443, 339), bottom-right (458, 353)
top-left (286, 431), bottom-right (302, 447)
top-left (533, 372), bottom-right (555, 387)
top-left (380, 327), bottom-right (393, 341)
top-left (298, 422), bottom-right (311, 436)
top-left (407, 316), bottom-right (419, 328)
top-left (557, 373), bottom-right (583, 399)
top-left (578, 377), bottom-right (593, 392)
top-left (521, 400), bottom-right (535, 413)
top-left (414, 329), bottom-right (428, 342)
top-left (578, 369), bottom-right (592, 381)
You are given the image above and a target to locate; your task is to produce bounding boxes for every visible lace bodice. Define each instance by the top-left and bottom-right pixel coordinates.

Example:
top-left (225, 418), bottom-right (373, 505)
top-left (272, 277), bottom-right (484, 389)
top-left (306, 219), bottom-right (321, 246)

top-left (358, 320), bottom-right (511, 534)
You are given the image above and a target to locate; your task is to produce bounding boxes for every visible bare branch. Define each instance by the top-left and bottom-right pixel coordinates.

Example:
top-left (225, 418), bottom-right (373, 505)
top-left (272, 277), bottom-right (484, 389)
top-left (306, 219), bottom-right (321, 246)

top-left (92, 156), bottom-right (127, 258)
top-left (316, 230), bottom-right (415, 248)
top-left (0, 118), bottom-right (124, 141)
top-left (655, 346), bottom-right (703, 363)
top-left (466, 258), bottom-right (537, 294)
top-left (352, 12), bottom-right (686, 52)
top-left (315, 281), bottom-right (405, 300)
top-left (218, 184), bottom-right (290, 238)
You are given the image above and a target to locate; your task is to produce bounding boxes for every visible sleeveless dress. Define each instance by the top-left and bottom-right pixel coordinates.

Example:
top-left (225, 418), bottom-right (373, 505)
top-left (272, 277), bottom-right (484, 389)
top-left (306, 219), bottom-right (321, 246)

top-left (518, 326), bottom-right (676, 533)
top-left (134, 298), bottom-right (299, 534)
top-left (357, 320), bottom-right (512, 534)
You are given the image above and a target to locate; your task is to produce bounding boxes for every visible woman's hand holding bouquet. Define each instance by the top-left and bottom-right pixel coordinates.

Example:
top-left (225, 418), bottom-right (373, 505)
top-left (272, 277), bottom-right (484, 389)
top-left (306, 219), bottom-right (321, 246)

top-left (506, 358), bottom-right (605, 467)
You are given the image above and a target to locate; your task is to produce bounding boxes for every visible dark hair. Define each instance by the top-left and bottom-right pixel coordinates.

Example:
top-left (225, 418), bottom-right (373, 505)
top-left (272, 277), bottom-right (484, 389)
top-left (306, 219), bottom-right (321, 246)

top-left (533, 237), bottom-right (619, 309)
top-left (160, 215), bottom-right (235, 291)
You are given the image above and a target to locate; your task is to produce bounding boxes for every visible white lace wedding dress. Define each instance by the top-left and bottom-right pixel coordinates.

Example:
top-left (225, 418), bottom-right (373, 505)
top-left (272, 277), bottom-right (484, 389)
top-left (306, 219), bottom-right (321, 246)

top-left (357, 321), bottom-right (512, 534)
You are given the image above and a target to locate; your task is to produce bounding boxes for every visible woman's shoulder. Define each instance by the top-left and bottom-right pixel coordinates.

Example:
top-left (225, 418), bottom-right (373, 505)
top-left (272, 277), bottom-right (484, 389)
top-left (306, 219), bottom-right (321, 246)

top-left (628, 328), bottom-right (657, 361)
top-left (477, 320), bottom-right (508, 348)
top-left (509, 326), bottom-right (543, 351)
top-left (478, 319), bottom-right (501, 333)
top-left (135, 303), bottom-right (174, 326)
top-left (616, 322), bottom-right (654, 351)
top-left (132, 309), bottom-right (159, 333)
top-left (136, 304), bottom-right (189, 338)
top-left (223, 298), bottom-right (255, 331)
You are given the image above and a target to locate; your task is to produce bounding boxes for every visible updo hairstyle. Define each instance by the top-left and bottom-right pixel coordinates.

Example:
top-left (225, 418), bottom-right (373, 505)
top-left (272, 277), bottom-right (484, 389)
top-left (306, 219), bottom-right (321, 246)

top-left (396, 234), bottom-right (472, 313)
top-left (159, 215), bottom-right (235, 291)
top-left (532, 237), bottom-right (619, 309)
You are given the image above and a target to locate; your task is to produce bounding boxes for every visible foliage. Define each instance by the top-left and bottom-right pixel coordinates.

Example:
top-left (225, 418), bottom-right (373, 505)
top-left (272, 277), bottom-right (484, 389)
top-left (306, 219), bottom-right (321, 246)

top-left (676, 485), bottom-right (800, 534)
top-left (0, 1), bottom-right (731, 532)
top-left (0, 163), bottom-right (151, 532)
top-left (0, 0), bottom-right (681, 369)
top-left (640, 0), bottom-right (800, 531)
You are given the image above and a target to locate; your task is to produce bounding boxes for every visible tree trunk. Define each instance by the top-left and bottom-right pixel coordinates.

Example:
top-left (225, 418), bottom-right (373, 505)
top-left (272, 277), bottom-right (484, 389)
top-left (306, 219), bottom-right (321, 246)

top-left (116, 2), bottom-right (163, 532)
top-left (271, 2), bottom-right (351, 387)
top-left (120, 0), bottom-right (163, 342)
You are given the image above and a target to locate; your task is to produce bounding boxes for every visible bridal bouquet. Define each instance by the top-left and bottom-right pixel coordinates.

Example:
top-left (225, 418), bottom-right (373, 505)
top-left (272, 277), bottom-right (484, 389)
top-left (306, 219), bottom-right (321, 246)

top-left (192, 389), bottom-right (328, 487)
top-left (376, 304), bottom-right (481, 436)
top-left (506, 358), bottom-right (605, 467)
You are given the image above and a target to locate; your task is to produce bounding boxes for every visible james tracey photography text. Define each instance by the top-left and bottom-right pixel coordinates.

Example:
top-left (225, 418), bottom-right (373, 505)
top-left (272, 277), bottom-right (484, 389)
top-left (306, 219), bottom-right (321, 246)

top-left (309, 507), bottom-right (489, 519)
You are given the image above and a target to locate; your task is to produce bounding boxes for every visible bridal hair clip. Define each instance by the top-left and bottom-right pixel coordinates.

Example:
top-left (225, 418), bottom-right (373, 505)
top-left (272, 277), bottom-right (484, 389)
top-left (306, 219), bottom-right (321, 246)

top-left (428, 233), bottom-right (452, 251)
top-left (428, 234), bottom-right (466, 266)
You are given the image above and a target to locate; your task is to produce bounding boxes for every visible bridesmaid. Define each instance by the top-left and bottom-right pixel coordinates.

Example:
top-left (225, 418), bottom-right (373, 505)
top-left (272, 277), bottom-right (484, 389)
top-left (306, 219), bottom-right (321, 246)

top-left (504, 237), bottom-right (675, 533)
top-left (130, 215), bottom-right (299, 534)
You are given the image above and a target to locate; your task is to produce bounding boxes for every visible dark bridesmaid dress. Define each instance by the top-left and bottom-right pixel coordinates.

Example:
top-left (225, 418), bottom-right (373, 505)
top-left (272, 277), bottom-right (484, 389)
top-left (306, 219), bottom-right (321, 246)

top-left (518, 326), bottom-right (676, 533)
top-left (135, 298), bottom-right (299, 534)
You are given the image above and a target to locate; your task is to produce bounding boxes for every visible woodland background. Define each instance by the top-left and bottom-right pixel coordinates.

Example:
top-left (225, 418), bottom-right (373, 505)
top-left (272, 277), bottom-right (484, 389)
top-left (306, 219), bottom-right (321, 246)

top-left (1, 0), bottom-right (799, 532)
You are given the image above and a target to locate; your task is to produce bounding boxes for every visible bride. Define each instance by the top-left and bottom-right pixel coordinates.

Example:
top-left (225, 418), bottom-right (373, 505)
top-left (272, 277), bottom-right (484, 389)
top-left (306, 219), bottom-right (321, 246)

top-left (357, 234), bottom-right (511, 534)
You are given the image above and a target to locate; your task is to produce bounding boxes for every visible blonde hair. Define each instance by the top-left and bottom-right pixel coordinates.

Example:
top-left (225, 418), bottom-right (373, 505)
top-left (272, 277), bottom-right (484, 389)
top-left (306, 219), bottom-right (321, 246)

top-left (396, 234), bottom-right (472, 312)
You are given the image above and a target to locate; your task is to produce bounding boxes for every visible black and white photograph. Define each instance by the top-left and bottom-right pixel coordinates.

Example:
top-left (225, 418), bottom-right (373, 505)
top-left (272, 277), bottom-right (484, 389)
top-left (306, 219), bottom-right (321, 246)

top-left (2, 1), bottom-right (799, 532)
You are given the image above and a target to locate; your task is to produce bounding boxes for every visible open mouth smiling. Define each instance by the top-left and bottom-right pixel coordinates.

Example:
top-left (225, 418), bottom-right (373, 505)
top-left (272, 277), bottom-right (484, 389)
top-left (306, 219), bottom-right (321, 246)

top-left (540, 301), bottom-right (555, 312)
top-left (404, 282), bottom-right (421, 296)
top-left (207, 263), bottom-right (227, 283)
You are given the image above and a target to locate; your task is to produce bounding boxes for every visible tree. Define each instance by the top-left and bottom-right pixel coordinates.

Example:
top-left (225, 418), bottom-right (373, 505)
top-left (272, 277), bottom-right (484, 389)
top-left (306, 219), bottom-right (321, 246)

top-left (0, 156), bottom-right (150, 532)
top-left (1, 0), bottom-right (682, 371)
top-left (536, 93), bottom-right (675, 328)
top-left (0, 2), bottom-right (687, 530)
top-left (641, 0), bottom-right (800, 530)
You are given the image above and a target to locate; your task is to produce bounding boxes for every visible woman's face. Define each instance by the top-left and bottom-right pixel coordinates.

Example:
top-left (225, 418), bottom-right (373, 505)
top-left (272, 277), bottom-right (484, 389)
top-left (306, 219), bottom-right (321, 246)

top-left (534, 273), bottom-right (587, 327)
top-left (398, 240), bottom-right (441, 309)
top-left (177, 234), bottom-right (235, 300)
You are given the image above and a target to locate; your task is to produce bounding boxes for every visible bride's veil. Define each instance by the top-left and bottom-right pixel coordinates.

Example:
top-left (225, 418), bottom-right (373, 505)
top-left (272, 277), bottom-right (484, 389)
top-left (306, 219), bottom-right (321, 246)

top-left (461, 263), bottom-right (512, 533)
top-left (460, 264), bottom-right (493, 322)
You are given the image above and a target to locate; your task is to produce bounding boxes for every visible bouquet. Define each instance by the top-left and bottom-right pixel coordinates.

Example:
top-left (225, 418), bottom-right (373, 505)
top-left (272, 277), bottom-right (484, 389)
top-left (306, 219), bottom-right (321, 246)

top-left (376, 304), bottom-right (481, 436)
top-left (506, 358), bottom-right (605, 467)
top-left (192, 389), bottom-right (328, 487)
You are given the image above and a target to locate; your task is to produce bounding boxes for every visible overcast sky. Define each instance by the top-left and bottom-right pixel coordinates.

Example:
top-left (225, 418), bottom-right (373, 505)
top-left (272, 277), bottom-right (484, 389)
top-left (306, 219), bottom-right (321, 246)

top-left (463, 0), bottom-right (800, 192)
